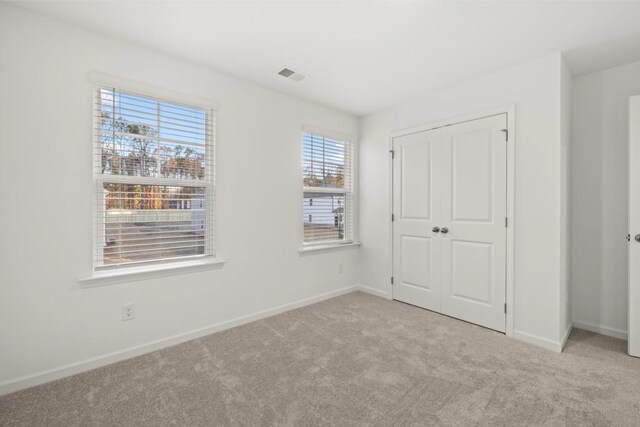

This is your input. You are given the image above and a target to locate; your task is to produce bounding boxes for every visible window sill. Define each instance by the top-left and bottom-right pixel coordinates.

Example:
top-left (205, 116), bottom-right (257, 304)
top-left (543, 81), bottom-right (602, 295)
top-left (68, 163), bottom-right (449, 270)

top-left (298, 242), bottom-right (361, 254)
top-left (78, 257), bottom-right (226, 287)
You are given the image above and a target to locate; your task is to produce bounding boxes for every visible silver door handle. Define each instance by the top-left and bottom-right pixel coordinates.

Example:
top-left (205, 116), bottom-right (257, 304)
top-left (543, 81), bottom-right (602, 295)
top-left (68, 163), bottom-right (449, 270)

top-left (432, 227), bottom-right (440, 233)
top-left (441, 227), bottom-right (449, 234)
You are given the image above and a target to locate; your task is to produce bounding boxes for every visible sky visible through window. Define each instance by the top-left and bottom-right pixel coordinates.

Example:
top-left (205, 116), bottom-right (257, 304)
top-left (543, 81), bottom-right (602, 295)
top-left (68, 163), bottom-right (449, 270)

top-left (99, 88), bottom-right (207, 180)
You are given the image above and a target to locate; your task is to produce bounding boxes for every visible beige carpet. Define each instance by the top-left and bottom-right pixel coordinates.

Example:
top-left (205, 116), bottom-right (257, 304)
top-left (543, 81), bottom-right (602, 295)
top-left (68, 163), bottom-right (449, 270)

top-left (1, 291), bottom-right (639, 426)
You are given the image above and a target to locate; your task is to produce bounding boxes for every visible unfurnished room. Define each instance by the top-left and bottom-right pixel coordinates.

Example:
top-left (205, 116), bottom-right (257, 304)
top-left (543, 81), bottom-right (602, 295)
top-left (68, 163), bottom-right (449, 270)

top-left (2, 1), bottom-right (640, 425)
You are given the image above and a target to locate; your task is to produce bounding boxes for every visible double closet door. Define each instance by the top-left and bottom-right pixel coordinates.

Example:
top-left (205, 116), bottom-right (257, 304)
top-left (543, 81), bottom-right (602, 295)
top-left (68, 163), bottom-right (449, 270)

top-left (392, 114), bottom-right (507, 332)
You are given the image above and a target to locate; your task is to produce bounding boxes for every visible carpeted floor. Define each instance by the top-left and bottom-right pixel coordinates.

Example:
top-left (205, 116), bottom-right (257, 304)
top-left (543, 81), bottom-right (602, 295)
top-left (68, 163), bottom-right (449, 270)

top-left (1, 291), bottom-right (639, 426)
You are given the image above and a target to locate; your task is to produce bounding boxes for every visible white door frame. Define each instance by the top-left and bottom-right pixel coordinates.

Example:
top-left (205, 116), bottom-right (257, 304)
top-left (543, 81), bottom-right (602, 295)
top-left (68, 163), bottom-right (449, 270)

top-left (388, 105), bottom-right (516, 337)
top-left (629, 96), bottom-right (640, 357)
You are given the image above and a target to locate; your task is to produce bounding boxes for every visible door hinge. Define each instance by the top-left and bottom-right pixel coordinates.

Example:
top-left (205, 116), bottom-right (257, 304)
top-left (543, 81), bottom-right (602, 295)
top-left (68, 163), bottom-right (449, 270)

top-left (505, 217), bottom-right (508, 228)
top-left (501, 128), bottom-right (509, 141)
top-left (389, 149), bottom-right (395, 159)
top-left (391, 276), bottom-right (394, 285)
top-left (504, 303), bottom-right (507, 314)
top-left (391, 213), bottom-right (395, 222)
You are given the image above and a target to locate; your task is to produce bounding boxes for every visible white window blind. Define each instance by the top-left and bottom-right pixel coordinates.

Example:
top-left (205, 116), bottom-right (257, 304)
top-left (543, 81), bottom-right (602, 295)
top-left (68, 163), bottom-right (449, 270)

top-left (302, 131), bottom-right (354, 245)
top-left (94, 86), bottom-right (215, 269)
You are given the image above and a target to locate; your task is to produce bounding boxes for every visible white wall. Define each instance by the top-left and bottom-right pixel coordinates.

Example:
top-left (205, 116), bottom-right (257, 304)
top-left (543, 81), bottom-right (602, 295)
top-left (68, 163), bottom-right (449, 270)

top-left (358, 53), bottom-right (566, 348)
top-left (0, 5), bottom-right (359, 393)
top-left (560, 56), bottom-right (573, 341)
top-left (572, 60), bottom-right (640, 339)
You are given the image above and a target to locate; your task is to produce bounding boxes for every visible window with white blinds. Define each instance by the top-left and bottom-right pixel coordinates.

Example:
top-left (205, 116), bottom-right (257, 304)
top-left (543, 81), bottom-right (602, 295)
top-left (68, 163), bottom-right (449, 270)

top-left (302, 131), bottom-right (354, 246)
top-left (94, 86), bottom-right (215, 269)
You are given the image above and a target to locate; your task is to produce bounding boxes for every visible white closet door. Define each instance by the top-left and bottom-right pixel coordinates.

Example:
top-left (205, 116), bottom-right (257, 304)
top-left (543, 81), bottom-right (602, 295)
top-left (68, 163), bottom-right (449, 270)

top-left (629, 96), bottom-right (640, 357)
top-left (392, 131), bottom-right (441, 312)
top-left (439, 114), bottom-right (507, 332)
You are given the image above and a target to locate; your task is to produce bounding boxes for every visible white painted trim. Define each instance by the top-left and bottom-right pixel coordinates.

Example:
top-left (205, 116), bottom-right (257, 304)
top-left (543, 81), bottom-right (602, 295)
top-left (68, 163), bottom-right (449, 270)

top-left (387, 133), bottom-right (395, 300)
top-left (302, 187), bottom-right (348, 194)
top-left (299, 125), bottom-right (358, 249)
top-left (560, 321), bottom-right (574, 352)
top-left (388, 106), bottom-right (516, 338)
top-left (629, 96), bottom-right (640, 357)
top-left (0, 285), bottom-right (359, 397)
top-left (505, 105), bottom-right (516, 338)
top-left (389, 106), bottom-right (515, 139)
top-left (513, 330), bottom-right (564, 353)
top-left (89, 77), bottom-right (218, 275)
top-left (573, 320), bottom-right (628, 340)
top-left (355, 283), bottom-right (392, 300)
top-left (78, 257), bottom-right (226, 287)
top-left (302, 124), bottom-right (355, 144)
top-left (88, 71), bottom-right (217, 110)
top-left (298, 242), bottom-right (361, 254)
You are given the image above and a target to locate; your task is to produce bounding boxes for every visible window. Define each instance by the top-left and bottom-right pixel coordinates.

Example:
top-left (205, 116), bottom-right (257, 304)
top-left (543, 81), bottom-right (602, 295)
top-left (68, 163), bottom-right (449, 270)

top-left (302, 130), bottom-right (354, 246)
top-left (94, 86), bottom-right (214, 269)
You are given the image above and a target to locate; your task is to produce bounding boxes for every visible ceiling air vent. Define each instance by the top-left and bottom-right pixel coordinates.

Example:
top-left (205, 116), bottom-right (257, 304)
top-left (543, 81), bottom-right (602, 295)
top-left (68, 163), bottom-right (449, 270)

top-left (278, 67), bottom-right (306, 81)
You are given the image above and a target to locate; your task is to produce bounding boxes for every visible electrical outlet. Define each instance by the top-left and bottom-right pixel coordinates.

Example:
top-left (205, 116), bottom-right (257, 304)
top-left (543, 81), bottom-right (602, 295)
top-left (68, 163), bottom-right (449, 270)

top-left (122, 303), bottom-right (135, 321)
top-left (338, 263), bottom-right (344, 274)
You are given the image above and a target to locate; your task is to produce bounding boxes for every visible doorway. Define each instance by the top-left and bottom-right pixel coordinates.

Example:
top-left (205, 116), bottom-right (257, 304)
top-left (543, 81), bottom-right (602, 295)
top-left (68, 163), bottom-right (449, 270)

top-left (391, 113), bottom-right (509, 332)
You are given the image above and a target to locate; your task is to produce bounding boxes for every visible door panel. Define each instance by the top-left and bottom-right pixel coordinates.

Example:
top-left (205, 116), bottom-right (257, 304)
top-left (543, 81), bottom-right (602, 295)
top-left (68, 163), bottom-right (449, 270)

top-left (401, 236), bottom-right (432, 290)
top-left (401, 143), bottom-right (432, 220)
top-left (392, 132), bottom-right (440, 312)
top-left (452, 129), bottom-right (493, 222)
top-left (439, 114), bottom-right (507, 332)
top-left (450, 240), bottom-right (493, 305)
top-left (630, 96), bottom-right (640, 357)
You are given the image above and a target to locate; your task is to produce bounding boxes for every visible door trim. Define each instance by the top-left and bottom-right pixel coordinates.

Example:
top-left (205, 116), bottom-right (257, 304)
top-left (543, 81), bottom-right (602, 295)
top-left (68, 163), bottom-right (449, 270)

top-left (388, 105), bottom-right (516, 338)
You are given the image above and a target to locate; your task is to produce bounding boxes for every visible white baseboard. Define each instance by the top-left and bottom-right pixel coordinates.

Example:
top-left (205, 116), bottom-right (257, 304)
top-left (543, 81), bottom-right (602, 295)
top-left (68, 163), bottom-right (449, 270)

top-left (356, 284), bottom-right (572, 353)
top-left (0, 285), bottom-right (359, 397)
top-left (560, 321), bottom-right (574, 352)
top-left (573, 320), bottom-right (628, 340)
top-left (355, 283), bottom-right (391, 299)
top-left (513, 330), bottom-right (564, 353)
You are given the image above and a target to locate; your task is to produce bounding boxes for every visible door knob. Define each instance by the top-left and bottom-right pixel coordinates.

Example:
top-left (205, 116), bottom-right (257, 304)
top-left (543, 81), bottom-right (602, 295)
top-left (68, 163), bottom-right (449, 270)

top-left (432, 226), bottom-right (440, 233)
top-left (636, 234), bottom-right (640, 243)
top-left (441, 227), bottom-right (449, 234)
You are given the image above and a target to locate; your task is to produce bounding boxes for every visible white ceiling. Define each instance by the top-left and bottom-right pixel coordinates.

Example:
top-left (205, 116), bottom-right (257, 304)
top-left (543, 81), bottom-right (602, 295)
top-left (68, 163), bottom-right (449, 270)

top-left (11, 1), bottom-right (640, 116)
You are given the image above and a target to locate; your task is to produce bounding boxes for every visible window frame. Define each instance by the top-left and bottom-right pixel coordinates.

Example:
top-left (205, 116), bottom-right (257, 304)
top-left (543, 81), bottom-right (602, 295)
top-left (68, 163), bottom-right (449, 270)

top-left (90, 73), bottom-right (217, 275)
top-left (301, 126), bottom-right (357, 249)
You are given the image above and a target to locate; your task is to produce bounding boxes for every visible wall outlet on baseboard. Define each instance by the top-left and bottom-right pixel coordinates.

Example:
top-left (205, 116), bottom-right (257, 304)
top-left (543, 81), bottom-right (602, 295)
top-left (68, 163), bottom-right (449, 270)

top-left (122, 303), bottom-right (135, 321)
